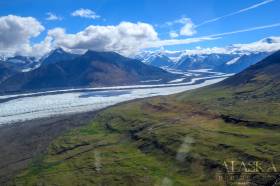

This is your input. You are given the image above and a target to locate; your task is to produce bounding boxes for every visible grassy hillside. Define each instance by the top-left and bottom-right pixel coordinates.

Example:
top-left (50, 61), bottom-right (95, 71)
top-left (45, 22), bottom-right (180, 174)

top-left (12, 89), bottom-right (280, 185)
top-left (12, 52), bottom-right (280, 185)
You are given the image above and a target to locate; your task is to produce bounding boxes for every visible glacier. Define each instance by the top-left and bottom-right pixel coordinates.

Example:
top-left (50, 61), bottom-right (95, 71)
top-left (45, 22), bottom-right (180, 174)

top-left (0, 74), bottom-right (229, 125)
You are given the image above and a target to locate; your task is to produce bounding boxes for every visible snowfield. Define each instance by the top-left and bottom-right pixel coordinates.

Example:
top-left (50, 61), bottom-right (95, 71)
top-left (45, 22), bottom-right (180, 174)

top-left (0, 73), bottom-right (229, 125)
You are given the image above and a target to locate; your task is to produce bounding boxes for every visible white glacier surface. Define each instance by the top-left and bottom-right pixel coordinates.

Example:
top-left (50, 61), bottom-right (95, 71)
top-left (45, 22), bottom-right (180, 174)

top-left (0, 76), bottom-right (228, 125)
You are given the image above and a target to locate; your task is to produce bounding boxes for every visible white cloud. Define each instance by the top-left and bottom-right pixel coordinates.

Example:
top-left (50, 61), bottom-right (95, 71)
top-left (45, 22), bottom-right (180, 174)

top-left (44, 22), bottom-right (280, 56)
top-left (0, 17), bottom-right (218, 58)
top-left (165, 17), bottom-right (192, 26)
top-left (46, 12), bottom-right (62, 21)
top-left (160, 36), bottom-right (280, 56)
top-left (232, 36), bottom-right (280, 53)
top-left (164, 23), bottom-right (280, 55)
top-left (2, 14), bottom-right (279, 59)
top-left (179, 19), bottom-right (196, 36)
top-left (48, 22), bottom-right (158, 56)
top-left (28, 36), bottom-right (53, 57)
top-left (146, 37), bottom-right (219, 48)
top-left (164, 17), bottom-right (197, 37)
top-left (71, 8), bottom-right (100, 19)
top-left (169, 31), bottom-right (179, 38)
top-left (46, 21), bottom-right (219, 56)
top-left (196, 0), bottom-right (274, 27)
top-left (163, 0), bottom-right (274, 37)
top-left (0, 15), bottom-right (44, 57)
top-left (159, 23), bottom-right (280, 52)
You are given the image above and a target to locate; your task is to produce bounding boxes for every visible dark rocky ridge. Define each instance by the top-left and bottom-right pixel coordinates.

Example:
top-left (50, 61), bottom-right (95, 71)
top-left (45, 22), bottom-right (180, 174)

top-left (0, 50), bottom-right (179, 93)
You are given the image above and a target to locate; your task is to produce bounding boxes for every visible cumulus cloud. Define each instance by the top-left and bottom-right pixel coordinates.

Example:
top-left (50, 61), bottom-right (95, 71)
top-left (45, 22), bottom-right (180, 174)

top-left (46, 12), bottom-right (62, 21)
top-left (27, 36), bottom-right (53, 57)
top-left (71, 8), bottom-right (100, 19)
top-left (0, 16), bottom-right (218, 58)
top-left (48, 22), bottom-right (158, 56)
top-left (169, 31), bottom-right (179, 38)
top-left (2, 14), bottom-right (278, 59)
top-left (179, 19), bottom-right (196, 36)
top-left (46, 21), bottom-right (217, 56)
top-left (0, 15), bottom-right (44, 57)
top-left (165, 17), bottom-right (197, 37)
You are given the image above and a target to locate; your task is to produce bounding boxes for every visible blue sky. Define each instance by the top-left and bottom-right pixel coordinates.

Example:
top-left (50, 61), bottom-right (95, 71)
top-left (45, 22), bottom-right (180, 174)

top-left (0, 0), bottom-right (280, 56)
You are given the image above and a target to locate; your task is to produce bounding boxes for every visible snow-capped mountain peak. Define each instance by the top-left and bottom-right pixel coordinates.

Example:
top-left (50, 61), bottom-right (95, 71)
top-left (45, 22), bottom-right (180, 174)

top-left (135, 36), bottom-right (280, 73)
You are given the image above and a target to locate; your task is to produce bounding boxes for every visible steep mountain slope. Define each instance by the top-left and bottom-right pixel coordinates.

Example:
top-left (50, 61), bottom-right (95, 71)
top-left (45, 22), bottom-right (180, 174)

top-left (146, 55), bottom-right (173, 67)
top-left (217, 52), bottom-right (270, 73)
top-left (0, 50), bottom-right (178, 93)
top-left (171, 51), bottom-right (272, 73)
top-left (180, 50), bottom-right (280, 124)
top-left (135, 51), bottom-right (174, 67)
top-left (14, 51), bottom-right (280, 185)
top-left (40, 48), bottom-right (79, 65)
top-left (0, 62), bottom-right (15, 83)
top-left (173, 53), bottom-right (238, 71)
top-left (2, 56), bottom-right (38, 72)
top-left (220, 50), bottom-right (280, 87)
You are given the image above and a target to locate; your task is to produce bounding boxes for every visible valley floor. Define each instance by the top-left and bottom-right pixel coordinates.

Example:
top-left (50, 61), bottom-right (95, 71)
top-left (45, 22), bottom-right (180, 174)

top-left (0, 70), bottom-right (230, 125)
top-left (1, 68), bottom-right (280, 185)
top-left (1, 82), bottom-right (280, 185)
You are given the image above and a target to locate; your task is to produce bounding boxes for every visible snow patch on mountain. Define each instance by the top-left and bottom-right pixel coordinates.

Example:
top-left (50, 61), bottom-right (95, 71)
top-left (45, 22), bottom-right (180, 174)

top-left (135, 37), bottom-right (279, 73)
top-left (226, 57), bottom-right (241, 65)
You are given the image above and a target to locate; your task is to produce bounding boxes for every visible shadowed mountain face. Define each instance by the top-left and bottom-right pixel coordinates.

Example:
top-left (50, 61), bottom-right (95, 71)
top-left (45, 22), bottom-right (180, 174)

top-left (41, 48), bottom-right (79, 65)
top-left (136, 52), bottom-right (174, 67)
top-left (217, 52), bottom-right (270, 73)
top-left (174, 53), bottom-right (235, 70)
top-left (2, 56), bottom-right (38, 72)
top-left (10, 51), bottom-right (280, 185)
top-left (146, 55), bottom-right (173, 67)
top-left (220, 50), bottom-right (280, 88)
top-left (137, 49), bottom-right (272, 73)
top-left (172, 52), bottom-right (271, 73)
top-left (0, 50), bottom-right (178, 93)
top-left (0, 62), bottom-right (15, 83)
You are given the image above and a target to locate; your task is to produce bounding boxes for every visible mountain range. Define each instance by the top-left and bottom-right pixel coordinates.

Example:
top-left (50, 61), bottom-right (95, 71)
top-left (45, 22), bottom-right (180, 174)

top-left (0, 49), bottom-right (178, 93)
top-left (2, 37), bottom-right (278, 75)
top-left (134, 51), bottom-right (174, 67)
top-left (136, 37), bottom-right (280, 73)
top-left (1, 36), bottom-right (279, 93)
